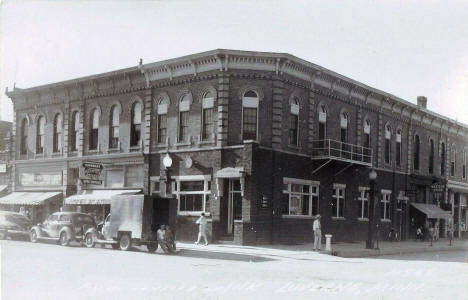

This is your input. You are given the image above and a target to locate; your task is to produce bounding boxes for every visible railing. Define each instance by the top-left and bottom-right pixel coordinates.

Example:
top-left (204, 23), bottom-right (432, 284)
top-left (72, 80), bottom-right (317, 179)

top-left (311, 139), bottom-right (373, 165)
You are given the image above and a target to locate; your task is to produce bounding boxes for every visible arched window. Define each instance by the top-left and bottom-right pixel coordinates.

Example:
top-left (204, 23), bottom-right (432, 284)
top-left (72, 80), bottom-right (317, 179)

top-left (201, 91), bottom-right (214, 141)
top-left (385, 124), bottom-right (391, 164)
top-left (318, 105), bottom-right (327, 148)
top-left (157, 98), bottom-right (169, 144)
top-left (70, 112), bottom-right (80, 152)
top-left (463, 148), bottom-right (467, 180)
top-left (53, 114), bottom-right (63, 153)
top-left (396, 129), bottom-right (402, 167)
top-left (109, 105), bottom-right (120, 149)
top-left (363, 119), bottom-right (371, 148)
top-left (36, 116), bottom-right (45, 154)
top-left (242, 90), bottom-right (258, 141)
top-left (89, 108), bottom-right (100, 150)
top-left (131, 102), bottom-right (142, 147)
top-left (178, 95), bottom-right (191, 142)
top-left (413, 134), bottom-right (420, 171)
top-left (340, 112), bottom-right (348, 143)
top-left (451, 144), bottom-right (456, 176)
top-left (289, 97), bottom-right (299, 146)
top-left (441, 142), bottom-right (446, 176)
top-left (20, 118), bottom-right (28, 155)
top-left (429, 139), bottom-right (435, 174)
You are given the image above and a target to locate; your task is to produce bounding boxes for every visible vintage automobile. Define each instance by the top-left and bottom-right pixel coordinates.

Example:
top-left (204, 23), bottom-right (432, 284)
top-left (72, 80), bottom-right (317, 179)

top-left (0, 211), bottom-right (32, 240)
top-left (30, 212), bottom-right (97, 246)
top-left (84, 194), bottom-right (176, 252)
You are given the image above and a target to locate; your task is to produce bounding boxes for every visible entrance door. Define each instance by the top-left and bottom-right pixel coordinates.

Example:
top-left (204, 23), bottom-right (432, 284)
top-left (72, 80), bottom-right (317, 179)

top-left (227, 179), bottom-right (242, 234)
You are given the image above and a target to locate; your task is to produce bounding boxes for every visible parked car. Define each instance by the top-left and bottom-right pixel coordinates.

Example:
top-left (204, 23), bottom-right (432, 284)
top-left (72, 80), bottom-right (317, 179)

top-left (0, 211), bottom-right (32, 240)
top-left (30, 212), bottom-right (97, 246)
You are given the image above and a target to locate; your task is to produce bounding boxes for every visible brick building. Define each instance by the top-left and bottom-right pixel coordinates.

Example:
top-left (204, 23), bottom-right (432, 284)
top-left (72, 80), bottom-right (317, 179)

top-left (4, 49), bottom-right (468, 243)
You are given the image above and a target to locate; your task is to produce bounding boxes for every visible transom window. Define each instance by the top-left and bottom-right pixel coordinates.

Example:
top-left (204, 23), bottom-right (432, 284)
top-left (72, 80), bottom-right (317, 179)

top-left (332, 185), bottom-right (345, 218)
top-left (282, 178), bottom-right (319, 216)
top-left (358, 188), bottom-right (369, 220)
top-left (36, 116), bottom-right (45, 154)
top-left (174, 177), bottom-right (211, 214)
top-left (242, 90), bottom-right (258, 141)
top-left (109, 105), bottom-right (120, 149)
top-left (381, 190), bottom-right (392, 221)
top-left (130, 102), bottom-right (142, 147)
top-left (289, 97), bottom-right (299, 146)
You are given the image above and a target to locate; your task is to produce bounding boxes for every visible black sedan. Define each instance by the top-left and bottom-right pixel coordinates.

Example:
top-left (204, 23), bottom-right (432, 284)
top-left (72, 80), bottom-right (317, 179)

top-left (0, 211), bottom-right (32, 240)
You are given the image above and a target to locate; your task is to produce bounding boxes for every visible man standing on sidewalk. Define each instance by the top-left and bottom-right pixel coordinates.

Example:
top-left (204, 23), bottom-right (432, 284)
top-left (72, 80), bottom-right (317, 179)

top-left (313, 214), bottom-right (322, 251)
top-left (195, 213), bottom-right (208, 246)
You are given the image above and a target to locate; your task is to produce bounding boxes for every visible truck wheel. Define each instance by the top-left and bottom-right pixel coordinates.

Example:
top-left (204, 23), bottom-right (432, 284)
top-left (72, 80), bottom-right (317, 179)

top-left (85, 233), bottom-right (95, 248)
top-left (119, 234), bottom-right (131, 251)
top-left (30, 229), bottom-right (39, 243)
top-left (59, 231), bottom-right (70, 246)
top-left (146, 243), bottom-right (158, 253)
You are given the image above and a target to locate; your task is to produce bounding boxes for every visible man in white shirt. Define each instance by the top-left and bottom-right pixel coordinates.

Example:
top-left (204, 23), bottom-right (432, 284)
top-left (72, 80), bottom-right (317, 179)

top-left (313, 214), bottom-right (322, 251)
top-left (195, 213), bottom-right (208, 246)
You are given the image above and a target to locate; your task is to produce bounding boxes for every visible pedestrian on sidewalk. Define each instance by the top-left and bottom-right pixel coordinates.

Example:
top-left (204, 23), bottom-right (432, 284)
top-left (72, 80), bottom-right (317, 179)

top-left (313, 214), bottom-right (322, 251)
top-left (195, 213), bottom-right (208, 246)
top-left (165, 225), bottom-right (176, 253)
top-left (416, 227), bottom-right (423, 241)
top-left (157, 225), bottom-right (170, 253)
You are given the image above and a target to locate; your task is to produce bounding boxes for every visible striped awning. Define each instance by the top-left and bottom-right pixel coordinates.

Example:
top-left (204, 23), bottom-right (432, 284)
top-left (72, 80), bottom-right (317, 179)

top-left (0, 191), bottom-right (63, 206)
top-left (410, 203), bottom-right (451, 219)
top-left (65, 189), bottom-right (141, 205)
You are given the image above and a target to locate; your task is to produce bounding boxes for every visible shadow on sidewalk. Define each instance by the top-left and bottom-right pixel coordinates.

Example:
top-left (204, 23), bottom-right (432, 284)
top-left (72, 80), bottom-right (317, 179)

top-left (175, 248), bottom-right (275, 263)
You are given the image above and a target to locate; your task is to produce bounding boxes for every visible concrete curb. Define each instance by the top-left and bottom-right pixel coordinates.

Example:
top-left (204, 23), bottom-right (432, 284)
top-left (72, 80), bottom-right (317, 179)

top-left (333, 244), bottom-right (466, 258)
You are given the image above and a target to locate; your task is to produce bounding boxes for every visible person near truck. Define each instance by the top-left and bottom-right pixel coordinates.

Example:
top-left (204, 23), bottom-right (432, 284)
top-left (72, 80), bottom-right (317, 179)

top-left (157, 225), bottom-right (170, 253)
top-left (195, 213), bottom-right (208, 246)
top-left (313, 214), bottom-right (322, 251)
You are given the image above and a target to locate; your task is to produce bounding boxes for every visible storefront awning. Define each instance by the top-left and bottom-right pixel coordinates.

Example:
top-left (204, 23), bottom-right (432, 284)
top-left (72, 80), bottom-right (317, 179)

top-left (216, 167), bottom-right (244, 178)
top-left (0, 191), bottom-right (63, 206)
top-left (65, 189), bottom-right (141, 205)
top-left (410, 203), bottom-right (451, 219)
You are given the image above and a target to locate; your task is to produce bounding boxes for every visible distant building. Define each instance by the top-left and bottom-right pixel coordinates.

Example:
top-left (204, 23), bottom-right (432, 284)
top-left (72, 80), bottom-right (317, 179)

top-left (0, 120), bottom-right (12, 196)
top-left (5, 49), bottom-right (468, 243)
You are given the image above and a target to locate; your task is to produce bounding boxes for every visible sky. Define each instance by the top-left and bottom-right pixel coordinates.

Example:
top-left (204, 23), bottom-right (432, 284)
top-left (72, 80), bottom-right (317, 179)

top-left (1, 0), bottom-right (467, 125)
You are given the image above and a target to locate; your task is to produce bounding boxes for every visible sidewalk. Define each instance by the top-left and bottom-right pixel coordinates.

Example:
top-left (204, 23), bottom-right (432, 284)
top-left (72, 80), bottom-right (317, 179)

top-left (175, 238), bottom-right (467, 260)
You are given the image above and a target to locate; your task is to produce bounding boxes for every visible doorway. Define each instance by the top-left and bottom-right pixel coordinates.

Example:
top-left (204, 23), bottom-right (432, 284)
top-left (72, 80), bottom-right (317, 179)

top-left (227, 179), bottom-right (242, 235)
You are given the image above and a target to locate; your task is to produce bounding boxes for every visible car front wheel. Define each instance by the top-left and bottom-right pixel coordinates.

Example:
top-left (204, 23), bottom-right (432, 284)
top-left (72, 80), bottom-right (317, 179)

top-left (30, 230), bottom-right (38, 243)
top-left (85, 233), bottom-right (95, 248)
top-left (59, 231), bottom-right (70, 246)
top-left (119, 234), bottom-right (131, 251)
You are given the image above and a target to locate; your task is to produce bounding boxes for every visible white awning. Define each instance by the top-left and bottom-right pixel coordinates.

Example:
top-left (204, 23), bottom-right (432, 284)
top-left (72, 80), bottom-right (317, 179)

top-left (0, 192), bottom-right (63, 206)
top-left (216, 167), bottom-right (245, 178)
top-left (447, 180), bottom-right (468, 194)
top-left (65, 189), bottom-right (141, 205)
top-left (410, 203), bottom-right (451, 219)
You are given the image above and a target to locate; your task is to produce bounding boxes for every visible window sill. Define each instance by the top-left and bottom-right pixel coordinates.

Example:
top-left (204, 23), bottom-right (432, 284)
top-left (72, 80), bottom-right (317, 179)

top-left (358, 218), bottom-right (369, 222)
top-left (156, 143), bottom-right (169, 148)
top-left (51, 152), bottom-right (63, 157)
top-left (332, 217), bottom-right (346, 221)
top-left (381, 219), bottom-right (391, 223)
top-left (107, 148), bottom-right (121, 154)
top-left (175, 142), bottom-right (191, 147)
top-left (282, 215), bottom-right (315, 219)
top-left (129, 146), bottom-right (142, 152)
top-left (88, 149), bottom-right (99, 154)
top-left (177, 211), bottom-right (211, 217)
top-left (288, 144), bottom-right (301, 151)
top-left (199, 140), bottom-right (215, 145)
top-left (234, 219), bottom-right (243, 223)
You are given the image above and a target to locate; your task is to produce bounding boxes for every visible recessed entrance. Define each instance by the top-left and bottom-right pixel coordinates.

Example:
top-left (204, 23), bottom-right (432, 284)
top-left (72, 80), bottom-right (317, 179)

top-left (227, 179), bottom-right (242, 234)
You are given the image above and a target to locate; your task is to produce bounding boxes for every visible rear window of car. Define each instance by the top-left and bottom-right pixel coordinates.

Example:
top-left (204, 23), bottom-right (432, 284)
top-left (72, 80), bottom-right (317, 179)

top-left (75, 215), bottom-right (95, 225)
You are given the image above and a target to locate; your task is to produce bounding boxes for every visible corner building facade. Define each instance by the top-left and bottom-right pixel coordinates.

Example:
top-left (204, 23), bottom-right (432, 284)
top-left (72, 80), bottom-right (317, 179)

top-left (6, 49), bottom-right (468, 244)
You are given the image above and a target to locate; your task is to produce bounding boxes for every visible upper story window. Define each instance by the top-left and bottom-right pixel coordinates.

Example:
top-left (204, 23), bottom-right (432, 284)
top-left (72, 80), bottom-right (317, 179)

top-left (36, 116), bottom-right (45, 154)
top-left (451, 144), bottom-right (456, 177)
top-left (70, 112), bottom-right (79, 152)
top-left (318, 105), bottom-right (327, 141)
top-left (463, 148), bottom-right (467, 180)
top-left (413, 134), bottom-right (420, 171)
top-left (157, 98), bottom-right (169, 144)
top-left (20, 118), bottom-right (28, 155)
top-left (130, 102), bottom-right (142, 147)
top-left (429, 139), bottom-right (435, 174)
top-left (396, 129), bottom-right (402, 167)
top-left (340, 112), bottom-right (348, 143)
top-left (242, 90), bottom-right (258, 141)
top-left (109, 105), bottom-right (120, 149)
top-left (53, 113), bottom-right (63, 153)
top-left (441, 142), bottom-right (446, 176)
top-left (363, 119), bottom-right (371, 148)
top-left (201, 91), bottom-right (214, 141)
top-left (178, 94), bottom-right (191, 142)
top-left (89, 108), bottom-right (100, 150)
top-left (385, 124), bottom-right (391, 164)
top-left (289, 97), bottom-right (299, 146)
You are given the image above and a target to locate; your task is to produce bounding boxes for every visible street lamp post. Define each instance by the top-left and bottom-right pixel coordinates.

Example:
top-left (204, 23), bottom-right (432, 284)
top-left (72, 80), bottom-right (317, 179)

top-left (366, 169), bottom-right (377, 249)
top-left (162, 153), bottom-right (173, 196)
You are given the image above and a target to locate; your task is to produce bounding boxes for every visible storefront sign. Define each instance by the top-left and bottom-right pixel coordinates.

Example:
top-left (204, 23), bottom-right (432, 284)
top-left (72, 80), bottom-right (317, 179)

top-left (261, 195), bottom-right (270, 209)
top-left (431, 182), bottom-right (445, 200)
top-left (80, 161), bottom-right (104, 185)
top-left (19, 172), bottom-right (63, 186)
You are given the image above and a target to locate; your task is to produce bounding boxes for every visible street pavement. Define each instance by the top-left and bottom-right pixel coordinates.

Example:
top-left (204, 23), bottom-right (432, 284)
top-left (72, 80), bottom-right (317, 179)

top-left (1, 239), bottom-right (467, 300)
